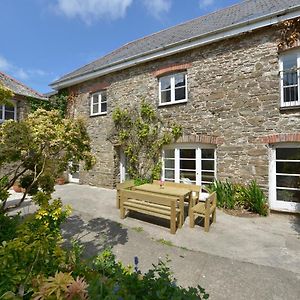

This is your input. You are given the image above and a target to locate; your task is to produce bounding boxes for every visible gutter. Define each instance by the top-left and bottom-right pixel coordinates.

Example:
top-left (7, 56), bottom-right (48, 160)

top-left (50, 5), bottom-right (300, 90)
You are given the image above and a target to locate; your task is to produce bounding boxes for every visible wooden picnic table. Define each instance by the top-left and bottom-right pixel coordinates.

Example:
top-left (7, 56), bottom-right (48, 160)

top-left (134, 183), bottom-right (191, 228)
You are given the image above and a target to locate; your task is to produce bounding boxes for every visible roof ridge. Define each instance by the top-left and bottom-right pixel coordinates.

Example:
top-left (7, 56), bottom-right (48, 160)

top-left (57, 0), bottom-right (250, 82)
top-left (0, 71), bottom-right (45, 99)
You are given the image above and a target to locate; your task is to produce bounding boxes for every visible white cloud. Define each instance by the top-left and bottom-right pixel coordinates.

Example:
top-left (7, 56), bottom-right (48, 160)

top-left (54, 0), bottom-right (133, 24)
top-left (0, 54), bottom-right (47, 82)
top-left (199, 0), bottom-right (215, 9)
top-left (143, 0), bottom-right (171, 18)
top-left (0, 55), bottom-right (11, 71)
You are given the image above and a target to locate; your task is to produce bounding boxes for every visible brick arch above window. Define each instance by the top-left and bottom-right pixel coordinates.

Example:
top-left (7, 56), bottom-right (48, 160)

top-left (152, 63), bottom-right (192, 77)
top-left (260, 133), bottom-right (300, 144)
top-left (176, 134), bottom-right (224, 145)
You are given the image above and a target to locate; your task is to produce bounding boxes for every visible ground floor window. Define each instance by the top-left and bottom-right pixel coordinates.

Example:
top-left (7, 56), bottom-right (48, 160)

top-left (162, 144), bottom-right (216, 186)
top-left (0, 103), bottom-right (16, 123)
top-left (269, 144), bottom-right (300, 212)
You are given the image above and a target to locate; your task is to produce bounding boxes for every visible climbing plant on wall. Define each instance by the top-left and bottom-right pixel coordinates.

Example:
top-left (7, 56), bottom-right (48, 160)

top-left (109, 100), bottom-right (182, 181)
top-left (28, 90), bottom-right (69, 118)
top-left (0, 84), bottom-right (14, 106)
top-left (277, 17), bottom-right (300, 51)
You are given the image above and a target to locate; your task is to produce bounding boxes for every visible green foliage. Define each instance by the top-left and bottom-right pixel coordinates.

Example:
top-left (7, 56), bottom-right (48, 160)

top-left (0, 212), bottom-right (21, 243)
top-left (110, 100), bottom-right (182, 181)
top-left (134, 177), bottom-right (151, 186)
top-left (28, 90), bottom-right (68, 118)
top-left (0, 84), bottom-right (14, 106)
top-left (208, 180), bottom-right (268, 216)
top-left (209, 180), bottom-right (235, 209)
top-left (0, 193), bottom-right (71, 296)
top-left (0, 205), bottom-right (208, 299)
top-left (0, 109), bottom-right (95, 211)
top-left (88, 251), bottom-right (209, 299)
top-left (243, 181), bottom-right (268, 216)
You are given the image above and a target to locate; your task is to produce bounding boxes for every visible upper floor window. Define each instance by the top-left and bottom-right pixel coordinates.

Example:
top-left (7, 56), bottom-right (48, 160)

top-left (280, 51), bottom-right (300, 108)
top-left (159, 72), bottom-right (187, 106)
top-left (0, 103), bottom-right (16, 123)
top-left (90, 91), bottom-right (107, 116)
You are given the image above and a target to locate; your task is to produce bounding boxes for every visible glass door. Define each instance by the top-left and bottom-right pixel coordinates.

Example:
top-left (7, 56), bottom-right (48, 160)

top-left (269, 145), bottom-right (300, 212)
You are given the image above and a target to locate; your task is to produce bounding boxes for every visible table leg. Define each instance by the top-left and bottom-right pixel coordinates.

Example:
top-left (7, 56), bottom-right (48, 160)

top-left (179, 196), bottom-right (184, 228)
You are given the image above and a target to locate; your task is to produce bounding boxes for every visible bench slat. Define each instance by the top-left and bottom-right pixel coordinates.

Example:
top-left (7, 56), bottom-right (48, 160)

top-left (124, 201), bottom-right (180, 217)
top-left (125, 198), bottom-right (180, 211)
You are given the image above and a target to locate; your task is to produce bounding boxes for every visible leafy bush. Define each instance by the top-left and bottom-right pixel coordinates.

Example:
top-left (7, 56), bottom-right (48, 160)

top-left (208, 180), bottom-right (268, 216)
top-left (209, 180), bottom-right (235, 209)
top-left (0, 193), bottom-right (71, 295)
top-left (0, 212), bottom-right (21, 243)
top-left (0, 194), bottom-right (209, 299)
top-left (243, 181), bottom-right (268, 216)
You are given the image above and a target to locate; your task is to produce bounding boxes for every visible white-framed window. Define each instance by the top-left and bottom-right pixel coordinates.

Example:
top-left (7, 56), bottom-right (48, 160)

top-left (279, 50), bottom-right (300, 108)
top-left (162, 144), bottom-right (216, 186)
top-left (269, 143), bottom-right (300, 212)
top-left (0, 103), bottom-right (16, 123)
top-left (90, 91), bottom-right (107, 116)
top-left (159, 72), bottom-right (187, 106)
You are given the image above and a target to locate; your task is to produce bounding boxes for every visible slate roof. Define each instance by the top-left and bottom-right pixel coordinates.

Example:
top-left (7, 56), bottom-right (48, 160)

top-left (0, 71), bottom-right (46, 100)
top-left (52, 0), bottom-right (300, 86)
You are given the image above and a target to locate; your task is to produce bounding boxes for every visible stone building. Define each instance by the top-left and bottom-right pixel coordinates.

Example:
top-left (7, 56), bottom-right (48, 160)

top-left (51, 0), bottom-right (300, 213)
top-left (0, 71), bottom-right (46, 123)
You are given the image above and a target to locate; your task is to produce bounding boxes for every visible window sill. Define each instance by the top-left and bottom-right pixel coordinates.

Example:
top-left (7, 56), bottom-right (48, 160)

top-left (280, 105), bottom-right (300, 112)
top-left (158, 99), bottom-right (188, 107)
top-left (90, 112), bottom-right (107, 117)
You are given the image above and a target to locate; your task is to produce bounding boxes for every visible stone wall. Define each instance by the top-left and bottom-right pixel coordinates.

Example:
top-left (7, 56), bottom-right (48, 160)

top-left (68, 26), bottom-right (300, 193)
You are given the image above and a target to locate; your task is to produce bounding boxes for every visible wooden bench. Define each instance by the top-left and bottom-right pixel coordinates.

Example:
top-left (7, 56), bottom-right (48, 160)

top-left (116, 180), bottom-right (135, 208)
top-left (120, 189), bottom-right (180, 234)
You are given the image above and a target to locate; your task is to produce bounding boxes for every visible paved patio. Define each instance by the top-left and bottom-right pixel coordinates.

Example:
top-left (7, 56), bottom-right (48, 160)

top-left (8, 184), bottom-right (300, 299)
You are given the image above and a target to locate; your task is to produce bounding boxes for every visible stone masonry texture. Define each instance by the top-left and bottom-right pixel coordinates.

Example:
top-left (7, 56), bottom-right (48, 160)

top-left (67, 26), bottom-right (300, 196)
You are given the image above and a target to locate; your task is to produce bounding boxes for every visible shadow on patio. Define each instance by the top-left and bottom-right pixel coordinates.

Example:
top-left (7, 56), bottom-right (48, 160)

top-left (62, 215), bottom-right (128, 257)
top-left (289, 214), bottom-right (300, 235)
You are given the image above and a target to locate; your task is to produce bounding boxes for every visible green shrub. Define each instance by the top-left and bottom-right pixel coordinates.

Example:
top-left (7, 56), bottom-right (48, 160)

top-left (208, 179), bottom-right (268, 216)
top-left (243, 181), bottom-right (268, 216)
top-left (0, 194), bottom-right (209, 299)
top-left (209, 180), bottom-right (235, 209)
top-left (0, 212), bottom-right (21, 243)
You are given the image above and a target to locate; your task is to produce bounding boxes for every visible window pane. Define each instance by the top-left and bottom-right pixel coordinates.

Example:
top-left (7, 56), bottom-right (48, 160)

top-left (277, 189), bottom-right (300, 203)
top-left (164, 149), bottom-right (175, 158)
top-left (276, 175), bottom-right (300, 189)
top-left (180, 170), bottom-right (196, 181)
top-left (283, 71), bottom-right (298, 86)
top-left (202, 160), bottom-right (214, 170)
top-left (160, 76), bottom-right (171, 90)
top-left (92, 104), bottom-right (99, 114)
top-left (276, 162), bottom-right (300, 175)
top-left (165, 170), bottom-right (175, 179)
top-left (180, 149), bottom-right (195, 159)
top-left (282, 54), bottom-right (297, 71)
top-left (202, 149), bottom-right (214, 159)
top-left (174, 73), bottom-right (185, 88)
top-left (180, 159), bottom-right (195, 170)
top-left (161, 90), bottom-right (171, 103)
top-left (92, 94), bottom-right (99, 104)
top-left (101, 102), bottom-right (107, 112)
top-left (202, 171), bottom-right (215, 183)
top-left (101, 92), bottom-right (107, 103)
top-left (165, 159), bottom-right (174, 168)
top-left (175, 87), bottom-right (186, 101)
top-left (0, 106), bottom-right (2, 119)
top-left (277, 148), bottom-right (300, 160)
top-left (5, 111), bottom-right (14, 120)
top-left (283, 87), bottom-right (298, 102)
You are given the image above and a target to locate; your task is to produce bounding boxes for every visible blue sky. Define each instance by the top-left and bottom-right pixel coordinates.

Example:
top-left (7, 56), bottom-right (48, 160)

top-left (0, 0), bottom-right (241, 94)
